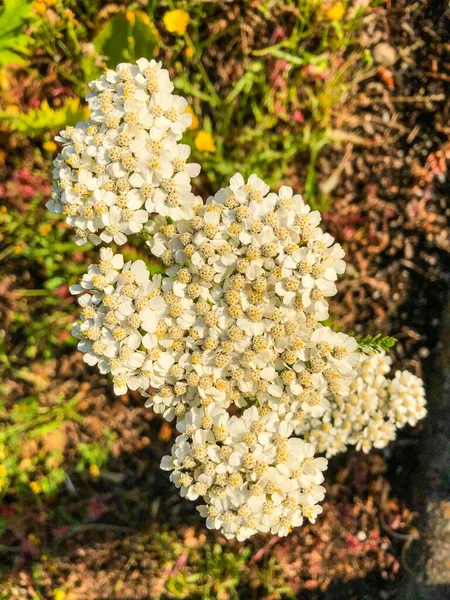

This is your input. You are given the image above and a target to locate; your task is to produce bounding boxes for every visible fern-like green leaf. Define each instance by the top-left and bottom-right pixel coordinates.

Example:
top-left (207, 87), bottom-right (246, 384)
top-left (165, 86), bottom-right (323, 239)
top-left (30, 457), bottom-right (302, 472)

top-left (354, 333), bottom-right (397, 354)
top-left (0, 99), bottom-right (89, 135)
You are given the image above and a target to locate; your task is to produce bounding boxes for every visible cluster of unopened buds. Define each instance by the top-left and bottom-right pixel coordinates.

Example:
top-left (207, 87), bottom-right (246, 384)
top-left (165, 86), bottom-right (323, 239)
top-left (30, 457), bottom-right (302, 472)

top-left (48, 60), bottom-right (426, 541)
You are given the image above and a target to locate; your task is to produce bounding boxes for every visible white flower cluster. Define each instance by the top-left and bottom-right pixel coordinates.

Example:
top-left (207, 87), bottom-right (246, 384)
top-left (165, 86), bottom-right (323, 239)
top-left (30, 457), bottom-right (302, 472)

top-left (54, 59), bottom-right (427, 541)
top-left (161, 405), bottom-right (327, 540)
top-left (71, 176), bottom-right (360, 424)
top-left (296, 352), bottom-right (427, 457)
top-left (145, 174), bottom-right (359, 422)
top-left (70, 174), bottom-right (362, 538)
top-left (46, 59), bottom-right (200, 246)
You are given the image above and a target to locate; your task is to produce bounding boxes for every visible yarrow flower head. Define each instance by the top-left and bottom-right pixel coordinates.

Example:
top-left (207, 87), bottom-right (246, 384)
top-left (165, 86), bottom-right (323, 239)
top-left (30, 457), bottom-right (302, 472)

top-left (161, 404), bottom-right (327, 540)
top-left (146, 173), bottom-right (356, 413)
top-left (47, 59), bottom-right (201, 246)
top-left (72, 175), bottom-right (358, 427)
top-left (51, 59), bottom-right (427, 542)
top-left (296, 352), bottom-right (427, 456)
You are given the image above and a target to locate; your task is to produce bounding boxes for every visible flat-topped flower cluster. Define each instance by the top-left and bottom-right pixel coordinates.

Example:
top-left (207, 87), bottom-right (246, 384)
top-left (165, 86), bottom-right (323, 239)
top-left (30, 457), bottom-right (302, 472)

top-left (296, 352), bottom-right (427, 456)
top-left (162, 405), bottom-right (327, 540)
top-left (50, 60), bottom-right (427, 541)
top-left (47, 59), bottom-right (200, 246)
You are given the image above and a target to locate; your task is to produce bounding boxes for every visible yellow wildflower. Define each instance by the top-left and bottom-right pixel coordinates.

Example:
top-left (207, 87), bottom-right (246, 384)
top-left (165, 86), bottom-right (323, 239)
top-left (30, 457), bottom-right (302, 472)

top-left (33, 1), bottom-right (47, 15)
top-left (163, 9), bottom-right (190, 35)
top-left (13, 244), bottom-right (23, 254)
top-left (28, 533), bottom-right (40, 545)
top-left (185, 46), bottom-right (194, 58)
top-left (39, 223), bottom-right (52, 236)
top-left (30, 481), bottom-right (41, 494)
top-left (326, 3), bottom-right (345, 21)
top-left (43, 140), bottom-right (57, 153)
top-left (126, 11), bottom-right (136, 25)
top-left (0, 465), bottom-right (6, 477)
top-left (194, 130), bottom-right (216, 153)
top-left (185, 106), bottom-right (199, 130)
top-left (89, 464), bottom-right (100, 477)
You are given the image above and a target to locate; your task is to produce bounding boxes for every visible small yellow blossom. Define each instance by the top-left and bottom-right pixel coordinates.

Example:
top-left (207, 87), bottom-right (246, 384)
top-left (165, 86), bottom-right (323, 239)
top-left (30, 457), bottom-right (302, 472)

top-left (43, 140), bottom-right (57, 153)
top-left (195, 130), bottom-right (216, 153)
top-left (126, 11), bottom-right (136, 25)
top-left (13, 244), bottom-right (23, 254)
top-left (28, 533), bottom-right (40, 545)
top-left (185, 46), bottom-right (194, 58)
top-left (39, 223), bottom-right (52, 236)
top-left (30, 481), bottom-right (41, 494)
top-left (163, 9), bottom-right (190, 35)
top-left (64, 9), bottom-right (75, 20)
top-left (33, 1), bottom-right (47, 15)
top-left (185, 106), bottom-right (199, 130)
top-left (326, 2), bottom-right (345, 21)
top-left (0, 465), bottom-right (6, 477)
top-left (89, 464), bottom-right (100, 477)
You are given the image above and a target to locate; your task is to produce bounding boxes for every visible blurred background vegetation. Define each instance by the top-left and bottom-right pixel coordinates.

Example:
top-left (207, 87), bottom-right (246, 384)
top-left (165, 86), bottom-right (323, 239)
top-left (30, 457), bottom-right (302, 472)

top-left (0, 1), bottom-right (449, 599)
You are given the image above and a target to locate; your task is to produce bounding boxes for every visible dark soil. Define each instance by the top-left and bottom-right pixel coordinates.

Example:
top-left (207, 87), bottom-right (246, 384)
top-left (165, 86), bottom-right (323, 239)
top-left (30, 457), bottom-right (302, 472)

top-left (306, 0), bottom-right (450, 596)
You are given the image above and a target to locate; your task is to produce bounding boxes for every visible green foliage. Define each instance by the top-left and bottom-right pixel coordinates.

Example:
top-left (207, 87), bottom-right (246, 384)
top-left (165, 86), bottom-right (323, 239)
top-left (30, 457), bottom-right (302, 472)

top-left (162, 1), bottom-right (370, 203)
top-left (93, 11), bottom-right (159, 68)
top-left (167, 545), bottom-right (253, 599)
top-left (355, 333), bottom-right (397, 354)
top-left (1, 0), bottom-right (373, 202)
top-left (0, 99), bottom-right (88, 135)
top-left (0, 390), bottom-right (116, 501)
top-left (0, 0), bottom-right (35, 67)
top-left (164, 543), bottom-right (294, 599)
top-left (0, 198), bottom-right (85, 365)
top-left (0, 394), bottom-right (81, 499)
top-left (76, 434), bottom-right (115, 473)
